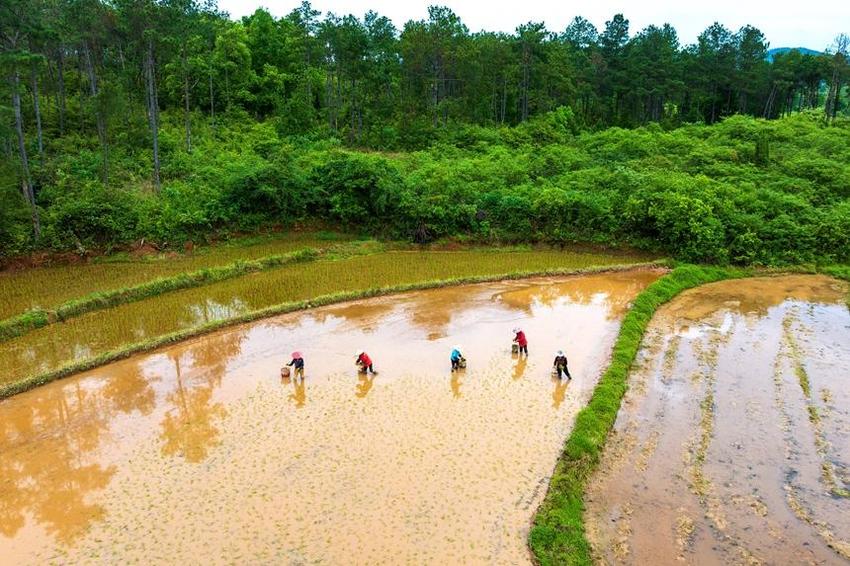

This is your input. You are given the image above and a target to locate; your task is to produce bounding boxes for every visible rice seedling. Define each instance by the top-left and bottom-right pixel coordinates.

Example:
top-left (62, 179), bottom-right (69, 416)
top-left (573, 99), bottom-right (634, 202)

top-left (0, 248), bottom-right (322, 342)
top-left (0, 247), bottom-right (658, 396)
top-left (0, 232), bottom-right (351, 319)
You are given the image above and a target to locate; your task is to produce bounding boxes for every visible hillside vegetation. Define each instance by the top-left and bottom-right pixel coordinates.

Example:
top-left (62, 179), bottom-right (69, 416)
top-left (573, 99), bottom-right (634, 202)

top-left (2, 1), bottom-right (849, 265)
top-left (3, 110), bottom-right (848, 265)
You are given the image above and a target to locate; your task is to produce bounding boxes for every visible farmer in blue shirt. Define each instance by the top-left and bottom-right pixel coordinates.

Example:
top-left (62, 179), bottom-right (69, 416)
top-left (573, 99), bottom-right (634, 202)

top-left (450, 345), bottom-right (465, 371)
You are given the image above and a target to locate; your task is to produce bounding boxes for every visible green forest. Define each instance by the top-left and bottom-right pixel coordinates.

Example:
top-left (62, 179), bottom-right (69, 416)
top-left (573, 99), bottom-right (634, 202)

top-left (2, 0), bottom-right (849, 265)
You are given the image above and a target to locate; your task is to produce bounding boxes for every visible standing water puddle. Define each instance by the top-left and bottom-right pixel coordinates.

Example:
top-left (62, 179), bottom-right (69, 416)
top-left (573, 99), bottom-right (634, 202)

top-left (586, 274), bottom-right (850, 565)
top-left (0, 269), bottom-right (660, 564)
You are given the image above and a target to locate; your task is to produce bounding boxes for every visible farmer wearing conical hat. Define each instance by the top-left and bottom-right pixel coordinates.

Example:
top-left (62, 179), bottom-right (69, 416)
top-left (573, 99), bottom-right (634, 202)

top-left (287, 351), bottom-right (305, 380)
top-left (553, 350), bottom-right (571, 380)
top-left (513, 327), bottom-right (528, 356)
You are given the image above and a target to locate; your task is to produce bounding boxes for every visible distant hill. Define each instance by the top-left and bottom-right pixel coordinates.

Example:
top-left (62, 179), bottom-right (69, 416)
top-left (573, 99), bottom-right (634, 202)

top-left (767, 47), bottom-right (822, 61)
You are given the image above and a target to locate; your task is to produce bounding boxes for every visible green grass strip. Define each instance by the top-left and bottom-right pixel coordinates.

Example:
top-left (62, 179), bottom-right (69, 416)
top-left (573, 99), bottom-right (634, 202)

top-left (0, 261), bottom-right (666, 400)
top-left (528, 263), bottom-right (752, 566)
top-left (0, 247), bottom-right (325, 342)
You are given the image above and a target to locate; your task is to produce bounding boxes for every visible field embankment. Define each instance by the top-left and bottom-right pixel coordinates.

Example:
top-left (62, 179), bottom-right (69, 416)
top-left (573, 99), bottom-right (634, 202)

top-left (584, 274), bottom-right (850, 564)
top-left (0, 246), bottom-right (657, 399)
top-left (0, 233), bottom-right (353, 319)
top-left (529, 264), bottom-right (751, 564)
top-left (0, 268), bottom-right (661, 563)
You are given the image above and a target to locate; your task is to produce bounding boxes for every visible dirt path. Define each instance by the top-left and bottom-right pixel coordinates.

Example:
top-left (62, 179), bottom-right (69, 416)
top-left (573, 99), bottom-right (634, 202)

top-left (586, 274), bottom-right (850, 565)
top-left (0, 269), bottom-right (660, 564)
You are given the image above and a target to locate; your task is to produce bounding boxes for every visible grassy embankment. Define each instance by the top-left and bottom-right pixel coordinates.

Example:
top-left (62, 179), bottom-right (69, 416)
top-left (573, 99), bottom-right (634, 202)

top-left (0, 247), bottom-right (660, 399)
top-left (0, 232), bottom-right (353, 318)
top-left (0, 247), bottom-right (322, 341)
top-left (528, 263), bottom-right (850, 565)
top-left (0, 241), bottom-right (643, 342)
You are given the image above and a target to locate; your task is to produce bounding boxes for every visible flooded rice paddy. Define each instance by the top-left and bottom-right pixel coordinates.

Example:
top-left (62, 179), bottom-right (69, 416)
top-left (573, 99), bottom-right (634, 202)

top-left (0, 250), bottom-right (650, 387)
top-left (0, 269), bottom-right (660, 564)
top-left (0, 234), bottom-right (342, 319)
top-left (586, 275), bottom-right (850, 565)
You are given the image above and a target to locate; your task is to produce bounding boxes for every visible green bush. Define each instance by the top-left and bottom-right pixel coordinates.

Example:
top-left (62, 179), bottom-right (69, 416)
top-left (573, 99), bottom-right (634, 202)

top-left (40, 184), bottom-right (140, 250)
top-left (311, 152), bottom-right (402, 229)
top-left (3, 110), bottom-right (849, 265)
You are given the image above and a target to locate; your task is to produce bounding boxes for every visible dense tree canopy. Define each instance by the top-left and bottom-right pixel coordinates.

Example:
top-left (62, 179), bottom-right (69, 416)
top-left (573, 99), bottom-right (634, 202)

top-left (1, 1), bottom-right (849, 264)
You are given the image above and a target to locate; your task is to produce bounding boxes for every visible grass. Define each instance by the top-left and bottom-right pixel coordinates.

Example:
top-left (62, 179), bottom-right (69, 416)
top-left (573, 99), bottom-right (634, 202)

top-left (0, 259), bottom-right (664, 400)
top-left (0, 232), bottom-right (353, 319)
top-left (528, 263), bottom-right (751, 565)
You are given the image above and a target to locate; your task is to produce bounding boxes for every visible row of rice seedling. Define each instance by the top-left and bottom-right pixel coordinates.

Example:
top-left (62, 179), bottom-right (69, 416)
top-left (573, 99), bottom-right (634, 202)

top-left (0, 248), bottom-right (324, 342)
top-left (0, 232), bottom-right (350, 319)
top-left (0, 248), bottom-right (657, 394)
top-left (523, 263), bottom-right (850, 565)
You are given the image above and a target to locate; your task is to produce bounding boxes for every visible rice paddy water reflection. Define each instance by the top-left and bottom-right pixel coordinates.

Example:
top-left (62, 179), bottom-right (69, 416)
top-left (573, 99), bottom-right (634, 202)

top-left (0, 269), bottom-right (661, 564)
top-left (586, 275), bottom-right (850, 564)
top-left (0, 250), bottom-right (651, 387)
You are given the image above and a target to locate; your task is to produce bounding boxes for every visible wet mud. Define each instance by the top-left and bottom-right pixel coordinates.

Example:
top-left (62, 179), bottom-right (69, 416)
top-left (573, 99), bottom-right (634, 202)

top-left (585, 275), bottom-right (850, 565)
top-left (0, 269), bottom-right (660, 564)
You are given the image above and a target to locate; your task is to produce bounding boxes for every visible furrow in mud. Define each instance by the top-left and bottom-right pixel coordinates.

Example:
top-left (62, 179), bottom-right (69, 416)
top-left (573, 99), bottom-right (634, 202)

top-left (586, 275), bottom-right (850, 565)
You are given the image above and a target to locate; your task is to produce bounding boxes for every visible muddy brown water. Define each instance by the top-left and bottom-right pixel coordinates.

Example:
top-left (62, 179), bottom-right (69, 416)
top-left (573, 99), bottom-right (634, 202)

top-left (0, 250), bottom-right (648, 386)
top-left (0, 269), bottom-right (660, 564)
top-left (586, 274), bottom-right (850, 565)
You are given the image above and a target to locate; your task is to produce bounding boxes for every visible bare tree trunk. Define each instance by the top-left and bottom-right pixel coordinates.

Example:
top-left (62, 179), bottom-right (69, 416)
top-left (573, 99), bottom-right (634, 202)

top-left (763, 84), bottom-right (776, 118)
top-left (335, 72), bottom-right (341, 131)
top-left (31, 64), bottom-right (44, 159)
top-left (208, 63), bottom-right (215, 128)
top-left (521, 46), bottom-right (530, 122)
top-left (145, 36), bottom-right (161, 192)
top-left (83, 42), bottom-right (108, 184)
top-left (710, 83), bottom-right (717, 123)
top-left (825, 71), bottom-right (839, 122)
top-left (56, 46), bottom-right (66, 136)
top-left (325, 68), bottom-right (335, 131)
top-left (350, 76), bottom-right (355, 141)
top-left (832, 80), bottom-right (843, 120)
top-left (13, 71), bottom-right (40, 238)
top-left (182, 47), bottom-right (191, 153)
top-left (501, 75), bottom-right (507, 124)
top-left (305, 49), bottom-right (312, 107)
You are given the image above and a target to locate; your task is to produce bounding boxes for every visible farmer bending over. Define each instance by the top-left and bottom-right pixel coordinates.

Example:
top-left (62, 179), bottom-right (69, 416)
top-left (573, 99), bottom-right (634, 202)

top-left (288, 352), bottom-right (305, 380)
top-left (451, 345), bottom-right (465, 371)
top-left (355, 350), bottom-right (376, 374)
top-left (513, 327), bottom-right (528, 356)
top-left (553, 350), bottom-right (571, 380)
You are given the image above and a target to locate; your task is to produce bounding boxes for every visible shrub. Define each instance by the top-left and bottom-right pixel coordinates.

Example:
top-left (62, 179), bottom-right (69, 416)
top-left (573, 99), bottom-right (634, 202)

top-left (41, 184), bottom-right (140, 250)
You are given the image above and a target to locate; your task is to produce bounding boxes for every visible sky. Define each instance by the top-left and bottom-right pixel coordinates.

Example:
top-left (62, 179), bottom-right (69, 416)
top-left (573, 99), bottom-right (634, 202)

top-left (216, 0), bottom-right (848, 51)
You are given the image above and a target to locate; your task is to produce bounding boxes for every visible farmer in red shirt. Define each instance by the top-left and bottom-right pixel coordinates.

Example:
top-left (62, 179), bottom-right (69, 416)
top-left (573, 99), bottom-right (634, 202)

top-left (355, 350), bottom-right (376, 374)
top-left (513, 327), bottom-right (528, 356)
